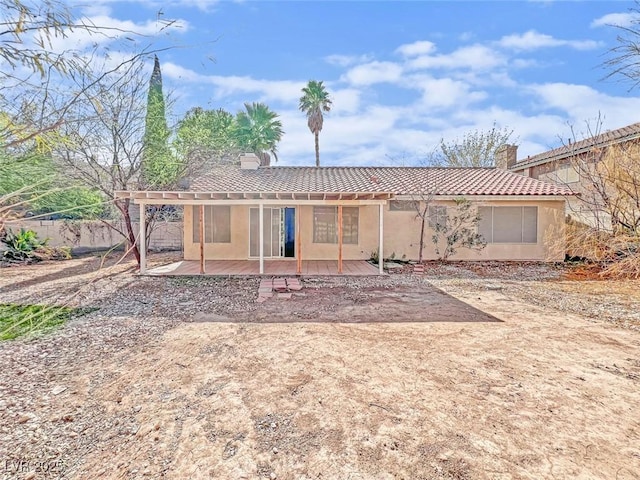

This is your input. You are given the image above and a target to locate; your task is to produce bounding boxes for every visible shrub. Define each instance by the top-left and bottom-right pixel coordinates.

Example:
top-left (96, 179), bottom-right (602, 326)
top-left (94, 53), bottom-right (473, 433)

top-left (1, 227), bottom-right (70, 263)
top-left (1, 228), bottom-right (47, 261)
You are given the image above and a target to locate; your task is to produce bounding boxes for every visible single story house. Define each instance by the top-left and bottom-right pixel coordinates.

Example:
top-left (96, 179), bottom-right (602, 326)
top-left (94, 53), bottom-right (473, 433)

top-left (115, 154), bottom-right (573, 275)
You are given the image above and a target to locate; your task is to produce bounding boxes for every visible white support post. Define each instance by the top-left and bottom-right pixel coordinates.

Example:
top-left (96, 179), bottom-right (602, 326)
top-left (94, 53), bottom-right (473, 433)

top-left (379, 203), bottom-right (384, 275)
top-left (259, 202), bottom-right (264, 274)
top-left (139, 202), bottom-right (146, 274)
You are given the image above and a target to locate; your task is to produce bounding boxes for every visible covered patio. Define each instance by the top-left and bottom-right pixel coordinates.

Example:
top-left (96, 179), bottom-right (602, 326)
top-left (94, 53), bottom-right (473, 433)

top-left (144, 259), bottom-right (381, 277)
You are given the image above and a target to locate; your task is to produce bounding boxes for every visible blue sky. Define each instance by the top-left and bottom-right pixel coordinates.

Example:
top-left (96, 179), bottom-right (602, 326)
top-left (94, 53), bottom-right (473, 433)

top-left (69, 0), bottom-right (640, 166)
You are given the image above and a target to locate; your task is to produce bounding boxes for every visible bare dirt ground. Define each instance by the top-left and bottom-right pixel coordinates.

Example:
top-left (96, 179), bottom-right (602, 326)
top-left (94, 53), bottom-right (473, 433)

top-left (0, 253), bottom-right (639, 480)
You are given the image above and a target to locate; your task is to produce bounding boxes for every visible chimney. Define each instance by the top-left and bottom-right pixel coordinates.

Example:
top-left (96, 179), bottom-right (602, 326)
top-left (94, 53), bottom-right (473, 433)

top-left (496, 144), bottom-right (518, 170)
top-left (239, 153), bottom-right (261, 170)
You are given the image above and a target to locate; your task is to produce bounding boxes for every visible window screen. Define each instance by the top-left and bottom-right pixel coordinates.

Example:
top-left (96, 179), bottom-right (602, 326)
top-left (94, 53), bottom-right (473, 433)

top-left (477, 206), bottom-right (538, 244)
top-left (313, 206), bottom-right (359, 244)
top-left (389, 200), bottom-right (418, 211)
top-left (192, 205), bottom-right (231, 243)
top-left (428, 205), bottom-right (447, 229)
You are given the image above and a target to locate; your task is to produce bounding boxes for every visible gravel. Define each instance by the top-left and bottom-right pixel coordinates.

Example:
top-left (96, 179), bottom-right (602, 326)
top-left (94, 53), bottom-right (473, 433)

top-left (0, 254), bottom-right (638, 478)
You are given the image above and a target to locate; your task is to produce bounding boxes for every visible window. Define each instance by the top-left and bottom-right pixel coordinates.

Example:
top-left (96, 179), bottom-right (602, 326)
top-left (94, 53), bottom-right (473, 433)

top-left (428, 205), bottom-right (447, 229)
top-left (313, 206), bottom-right (359, 244)
top-left (389, 200), bottom-right (418, 211)
top-left (342, 207), bottom-right (359, 244)
top-left (478, 206), bottom-right (537, 244)
top-left (192, 205), bottom-right (231, 243)
top-left (539, 165), bottom-right (579, 184)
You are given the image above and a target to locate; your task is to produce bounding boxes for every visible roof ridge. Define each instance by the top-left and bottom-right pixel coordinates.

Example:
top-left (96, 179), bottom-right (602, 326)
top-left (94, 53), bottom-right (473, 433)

top-left (513, 121), bottom-right (640, 169)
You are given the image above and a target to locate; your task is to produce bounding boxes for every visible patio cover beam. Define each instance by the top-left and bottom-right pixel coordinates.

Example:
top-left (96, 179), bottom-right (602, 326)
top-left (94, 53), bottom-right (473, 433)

top-left (127, 198), bottom-right (389, 206)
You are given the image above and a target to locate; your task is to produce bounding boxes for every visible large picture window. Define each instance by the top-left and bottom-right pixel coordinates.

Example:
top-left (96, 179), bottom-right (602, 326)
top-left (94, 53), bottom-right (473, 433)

top-left (478, 206), bottom-right (537, 244)
top-left (192, 205), bottom-right (231, 243)
top-left (313, 206), bottom-right (359, 244)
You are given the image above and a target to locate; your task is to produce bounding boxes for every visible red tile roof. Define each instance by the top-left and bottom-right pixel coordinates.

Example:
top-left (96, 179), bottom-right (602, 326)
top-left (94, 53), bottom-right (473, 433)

top-left (189, 166), bottom-right (573, 196)
top-left (512, 122), bottom-right (640, 170)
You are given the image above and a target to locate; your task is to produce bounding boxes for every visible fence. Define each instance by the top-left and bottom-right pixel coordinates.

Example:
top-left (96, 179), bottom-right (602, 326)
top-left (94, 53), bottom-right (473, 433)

top-left (6, 220), bottom-right (183, 252)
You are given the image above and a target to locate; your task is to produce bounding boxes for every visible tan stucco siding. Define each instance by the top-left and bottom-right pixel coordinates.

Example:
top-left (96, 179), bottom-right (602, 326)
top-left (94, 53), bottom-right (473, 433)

top-left (182, 199), bottom-right (566, 262)
top-left (384, 199), bottom-right (565, 261)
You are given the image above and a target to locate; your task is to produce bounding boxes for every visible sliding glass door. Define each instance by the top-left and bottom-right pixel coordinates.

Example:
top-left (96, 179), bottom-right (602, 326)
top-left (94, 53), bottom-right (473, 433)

top-left (249, 207), bottom-right (295, 258)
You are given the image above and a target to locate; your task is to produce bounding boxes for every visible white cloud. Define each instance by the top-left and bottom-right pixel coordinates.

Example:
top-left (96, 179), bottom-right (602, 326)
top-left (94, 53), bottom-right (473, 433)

top-left (407, 44), bottom-right (506, 71)
top-left (341, 61), bottom-right (403, 86)
top-left (591, 12), bottom-right (637, 28)
top-left (324, 54), bottom-right (373, 67)
top-left (395, 40), bottom-right (437, 57)
top-left (497, 30), bottom-right (601, 51)
top-left (404, 75), bottom-right (487, 109)
top-left (529, 82), bottom-right (640, 130)
top-left (46, 14), bottom-right (189, 54)
top-left (163, 63), bottom-right (304, 104)
top-left (328, 88), bottom-right (362, 114)
top-left (89, 0), bottom-right (220, 12)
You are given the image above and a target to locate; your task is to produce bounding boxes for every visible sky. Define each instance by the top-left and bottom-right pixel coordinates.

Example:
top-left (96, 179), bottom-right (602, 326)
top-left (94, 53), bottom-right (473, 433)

top-left (66, 0), bottom-right (640, 166)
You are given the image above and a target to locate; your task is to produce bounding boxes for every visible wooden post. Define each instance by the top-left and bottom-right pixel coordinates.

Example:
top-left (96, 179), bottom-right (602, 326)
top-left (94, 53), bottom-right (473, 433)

top-left (259, 203), bottom-right (264, 274)
top-left (199, 204), bottom-right (205, 274)
top-left (379, 203), bottom-right (384, 275)
top-left (139, 202), bottom-right (146, 274)
top-left (296, 206), bottom-right (302, 274)
top-left (337, 205), bottom-right (343, 274)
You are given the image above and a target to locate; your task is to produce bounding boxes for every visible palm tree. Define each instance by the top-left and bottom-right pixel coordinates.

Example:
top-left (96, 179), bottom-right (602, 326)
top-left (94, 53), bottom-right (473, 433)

top-left (299, 80), bottom-right (332, 167)
top-left (234, 102), bottom-right (284, 166)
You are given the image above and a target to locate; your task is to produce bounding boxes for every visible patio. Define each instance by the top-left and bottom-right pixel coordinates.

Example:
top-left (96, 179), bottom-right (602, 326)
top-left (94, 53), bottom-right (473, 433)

top-left (144, 259), bottom-right (382, 277)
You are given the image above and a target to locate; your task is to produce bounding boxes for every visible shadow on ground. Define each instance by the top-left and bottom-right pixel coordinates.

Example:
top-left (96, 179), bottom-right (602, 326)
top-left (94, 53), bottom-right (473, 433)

top-left (189, 282), bottom-right (502, 324)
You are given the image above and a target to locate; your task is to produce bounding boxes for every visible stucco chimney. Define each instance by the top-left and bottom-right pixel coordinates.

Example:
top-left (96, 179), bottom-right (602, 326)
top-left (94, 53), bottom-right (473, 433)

top-left (239, 153), bottom-right (261, 170)
top-left (496, 144), bottom-right (518, 170)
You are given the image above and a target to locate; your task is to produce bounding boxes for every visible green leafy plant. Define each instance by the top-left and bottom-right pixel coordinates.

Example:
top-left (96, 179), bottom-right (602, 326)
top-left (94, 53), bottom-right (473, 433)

top-left (1, 228), bottom-right (48, 260)
top-left (1, 227), bottom-right (70, 262)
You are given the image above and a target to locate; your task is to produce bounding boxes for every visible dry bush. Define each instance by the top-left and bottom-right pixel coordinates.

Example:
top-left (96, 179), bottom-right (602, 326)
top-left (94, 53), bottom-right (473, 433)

top-left (552, 133), bottom-right (640, 278)
top-left (546, 217), bottom-right (640, 279)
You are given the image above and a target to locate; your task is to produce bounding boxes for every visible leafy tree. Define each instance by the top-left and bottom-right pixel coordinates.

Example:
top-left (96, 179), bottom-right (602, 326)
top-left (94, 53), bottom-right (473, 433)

top-left (0, 0), bottom-right (179, 234)
top-left (299, 80), bottom-right (332, 167)
top-left (54, 58), bottom-right (158, 265)
top-left (435, 123), bottom-right (515, 167)
top-left (142, 55), bottom-right (176, 188)
top-left (234, 102), bottom-right (284, 166)
top-left (0, 151), bottom-right (104, 220)
top-left (174, 107), bottom-right (237, 167)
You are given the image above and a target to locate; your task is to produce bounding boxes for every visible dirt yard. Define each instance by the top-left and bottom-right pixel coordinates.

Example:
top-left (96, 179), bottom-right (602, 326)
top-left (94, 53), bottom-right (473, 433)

top-left (0, 253), bottom-right (639, 480)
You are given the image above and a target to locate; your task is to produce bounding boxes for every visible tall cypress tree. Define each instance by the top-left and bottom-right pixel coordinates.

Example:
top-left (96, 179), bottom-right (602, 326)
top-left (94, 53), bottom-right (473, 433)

top-left (142, 55), bottom-right (174, 187)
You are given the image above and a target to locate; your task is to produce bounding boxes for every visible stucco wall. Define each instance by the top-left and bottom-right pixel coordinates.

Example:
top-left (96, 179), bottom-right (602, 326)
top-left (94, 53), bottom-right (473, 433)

top-left (385, 200), bottom-right (565, 261)
top-left (182, 199), bottom-right (566, 262)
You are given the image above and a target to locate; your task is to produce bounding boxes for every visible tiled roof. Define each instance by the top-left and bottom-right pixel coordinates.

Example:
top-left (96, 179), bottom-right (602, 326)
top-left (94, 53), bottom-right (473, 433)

top-left (512, 122), bottom-right (640, 170)
top-left (188, 166), bottom-right (573, 196)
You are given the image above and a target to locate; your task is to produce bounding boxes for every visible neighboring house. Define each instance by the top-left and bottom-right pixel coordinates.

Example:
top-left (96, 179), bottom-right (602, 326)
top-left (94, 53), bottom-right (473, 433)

top-left (115, 153), bottom-right (573, 274)
top-left (507, 122), bottom-right (640, 227)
